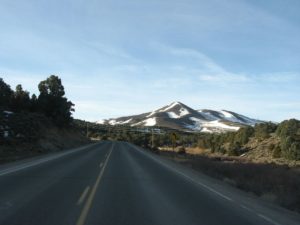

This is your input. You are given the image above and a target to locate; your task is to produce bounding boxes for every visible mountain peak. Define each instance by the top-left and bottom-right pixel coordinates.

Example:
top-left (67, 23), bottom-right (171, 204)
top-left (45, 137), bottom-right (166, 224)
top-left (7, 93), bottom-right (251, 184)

top-left (170, 101), bottom-right (183, 105)
top-left (162, 101), bottom-right (184, 110)
top-left (169, 101), bottom-right (189, 107)
top-left (97, 102), bottom-right (262, 133)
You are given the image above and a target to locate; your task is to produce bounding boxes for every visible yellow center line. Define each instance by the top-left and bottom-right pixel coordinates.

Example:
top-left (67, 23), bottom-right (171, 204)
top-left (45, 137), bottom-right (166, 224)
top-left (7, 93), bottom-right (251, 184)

top-left (77, 186), bottom-right (90, 205)
top-left (76, 143), bottom-right (114, 225)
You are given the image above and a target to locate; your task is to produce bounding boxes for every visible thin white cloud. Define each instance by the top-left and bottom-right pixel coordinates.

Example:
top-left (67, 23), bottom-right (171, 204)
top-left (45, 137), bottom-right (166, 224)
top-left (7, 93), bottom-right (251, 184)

top-left (153, 43), bottom-right (251, 83)
top-left (256, 72), bottom-right (300, 82)
top-left (83, 42), bottom-right (139, 62)
top-left (1, 0), bottom-right (299, 122)
top-left (198, 74), bottom-right (249, 82)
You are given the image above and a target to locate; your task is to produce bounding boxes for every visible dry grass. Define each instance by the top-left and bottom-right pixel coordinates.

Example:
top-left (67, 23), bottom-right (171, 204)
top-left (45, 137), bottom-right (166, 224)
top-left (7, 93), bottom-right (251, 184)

top-left (0, 113), bottom-right (90, 164)
top-left (159, 150), bottom-right (300, 213)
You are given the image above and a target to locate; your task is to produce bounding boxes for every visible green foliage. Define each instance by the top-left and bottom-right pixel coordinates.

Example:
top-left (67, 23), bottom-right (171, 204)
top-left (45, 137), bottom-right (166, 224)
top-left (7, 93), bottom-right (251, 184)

top-left (234, 126), bottom-right (254, 145)
top-left (177, 146), bottom-right (186, 154)
top-left (289, 142), bottom-right (300, 160)
top-left (195, 127), bottom-right (253, 155)
top-left (38, 75), bottom-right (65, 97)
top-left (30, 94), bottom-right (38, 112)
top-left (37, 75), bottom-right (74, 125)
top-left (11, 84), bottom-right (31, 112)
top-left (227, 141), bottom-right (241, 156)
top-left (254, 122), bottom-right (277, 140)
top-left (280, 136), bottom-right (300, 160)
top-left (227, 147), bottom-right (238, 156)
top-left (272, 146), bottom-right (281, 158)
top-left (276, 119), bottom-right (300, 139)
top-left (0, 75), bottom-right (74, 126)
top-left (0, 78), bottom-right (13, 109)
top-left (275, 119), bottom-right (300, 160)
top-left (74, 118), bottom-right (300, 161)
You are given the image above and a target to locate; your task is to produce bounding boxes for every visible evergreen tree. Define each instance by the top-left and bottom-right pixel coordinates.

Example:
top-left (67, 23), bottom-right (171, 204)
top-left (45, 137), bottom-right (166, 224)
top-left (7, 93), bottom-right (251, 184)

top-left (234, 126), bottom-right (254, 145)
top-left (254, 122), bottom-right (277, 140)
top-left (37, 75), bottom-right (74, 125)
top-left (30, 94), bottom-right (38, 112)
top-left (276, 119), bottom-right (300, 160)
top-left (0, 78), bottom-right (14, 110)
top-left (11, 84), bottom-right (31, 112)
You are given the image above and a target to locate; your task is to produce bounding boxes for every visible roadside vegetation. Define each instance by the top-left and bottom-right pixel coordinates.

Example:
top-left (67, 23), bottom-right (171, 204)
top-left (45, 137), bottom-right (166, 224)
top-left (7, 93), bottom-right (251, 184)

top-left (79, 119), bottom-right (300, 161)
top-left (0, 76), bottom-right (89, 163)
top-left (3, 74), bottom-right (299, 212)
top-left (0, 75), bottom-right (74, 125)
top-left (161, 151), bottom-right (300, 213)
top-left (79, 119), bottom-right (300, 212)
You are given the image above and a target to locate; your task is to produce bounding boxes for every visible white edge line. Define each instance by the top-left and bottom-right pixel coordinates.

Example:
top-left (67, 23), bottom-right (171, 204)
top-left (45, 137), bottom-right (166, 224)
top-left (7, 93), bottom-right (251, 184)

top-left (129, 143), bottom-right (233, 202)
top-left (129, 143), bottom-right (286, 225)
top-left (132, 145), bottom-right (288, 225)
top-left (0, 143), bottom-right (97, 176)
top-left (240, 204), bottom-right (254, 212)
top-left (258, 214), bottom-right (282, 225)
top-left (77, 186), bottom-right (90, 205)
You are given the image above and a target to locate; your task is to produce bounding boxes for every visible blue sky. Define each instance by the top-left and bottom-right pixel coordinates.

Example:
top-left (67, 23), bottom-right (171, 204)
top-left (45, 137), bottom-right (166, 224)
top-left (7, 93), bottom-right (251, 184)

top-left (1, 0), bottom-right (299, 122)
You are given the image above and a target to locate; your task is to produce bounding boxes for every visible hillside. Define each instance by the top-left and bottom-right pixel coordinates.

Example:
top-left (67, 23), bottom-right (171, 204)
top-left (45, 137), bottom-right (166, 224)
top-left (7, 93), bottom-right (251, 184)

top-left (0, 76), bottom-right (90, 164)
top-left (97, 102), bottom-right (262, 133)
top-left (0, 110), bottom-right (89, 163)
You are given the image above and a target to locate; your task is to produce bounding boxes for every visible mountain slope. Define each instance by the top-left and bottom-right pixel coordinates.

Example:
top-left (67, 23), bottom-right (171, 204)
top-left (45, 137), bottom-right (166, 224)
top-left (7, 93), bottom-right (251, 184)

top-left (97, 102), bottom-right (262, 133)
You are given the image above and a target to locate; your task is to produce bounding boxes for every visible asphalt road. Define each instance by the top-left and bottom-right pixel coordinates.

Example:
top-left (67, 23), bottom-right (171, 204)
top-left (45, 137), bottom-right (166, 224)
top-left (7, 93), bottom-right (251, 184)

top-left (0, 141), bottom-right (299, 225)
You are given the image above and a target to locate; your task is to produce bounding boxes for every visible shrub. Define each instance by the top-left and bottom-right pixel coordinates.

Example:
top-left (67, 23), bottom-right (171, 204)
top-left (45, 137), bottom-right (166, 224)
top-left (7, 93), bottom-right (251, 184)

top-left (235, 126), bottom-right (254, 145)
top-left (276, 120), bottom-right (300, 160)
top-left (254, 122), bottom-right (277, 140)
top-left (177, 146), bottom-right (186, 155)
top-left (272, 146), bottom-right (281, 158)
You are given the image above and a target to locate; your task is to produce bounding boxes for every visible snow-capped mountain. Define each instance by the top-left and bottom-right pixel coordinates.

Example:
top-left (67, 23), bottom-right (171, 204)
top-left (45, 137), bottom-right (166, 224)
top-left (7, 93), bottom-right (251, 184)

top-left (97, 102), bottom-right (262, 133)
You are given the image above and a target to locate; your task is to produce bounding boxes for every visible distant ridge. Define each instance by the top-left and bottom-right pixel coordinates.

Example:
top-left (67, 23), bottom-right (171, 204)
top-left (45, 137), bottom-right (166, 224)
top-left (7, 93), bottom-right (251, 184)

top-left (97, 102), bottom-right (262, 133)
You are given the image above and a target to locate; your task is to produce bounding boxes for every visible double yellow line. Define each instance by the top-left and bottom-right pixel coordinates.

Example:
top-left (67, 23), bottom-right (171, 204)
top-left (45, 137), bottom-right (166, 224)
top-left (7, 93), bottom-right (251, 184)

top-left (76, 143), bottom-right (114, 225)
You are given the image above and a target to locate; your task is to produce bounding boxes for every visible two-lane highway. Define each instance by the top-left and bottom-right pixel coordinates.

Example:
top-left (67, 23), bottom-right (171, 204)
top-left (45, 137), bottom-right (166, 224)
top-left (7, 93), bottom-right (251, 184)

top-left (0, 141), bottom-right (299, 225)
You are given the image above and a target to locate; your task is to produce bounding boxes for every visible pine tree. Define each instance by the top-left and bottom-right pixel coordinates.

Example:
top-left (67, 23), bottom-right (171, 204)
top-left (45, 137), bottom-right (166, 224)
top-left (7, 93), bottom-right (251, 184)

top-left (37, 75), bottom-right (74, 125)
top-left (11, 84), bottom-right (31, 112)
top-left (0, 78), bottom-right (14, 110)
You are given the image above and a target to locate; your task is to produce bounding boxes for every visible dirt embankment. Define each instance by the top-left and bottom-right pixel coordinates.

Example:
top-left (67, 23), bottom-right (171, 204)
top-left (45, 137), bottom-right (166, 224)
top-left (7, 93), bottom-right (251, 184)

top-left (0, 111), bottom-right (90, 164)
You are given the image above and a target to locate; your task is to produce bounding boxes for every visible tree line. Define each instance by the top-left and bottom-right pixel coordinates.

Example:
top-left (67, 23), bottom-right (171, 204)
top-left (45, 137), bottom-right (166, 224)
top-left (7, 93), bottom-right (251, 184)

top-left (79, 118), bottom-right (300, 161)
top-left (193, 121), bottom-right (300, 160)
top-left (0, 75), bottom-right (74, 126)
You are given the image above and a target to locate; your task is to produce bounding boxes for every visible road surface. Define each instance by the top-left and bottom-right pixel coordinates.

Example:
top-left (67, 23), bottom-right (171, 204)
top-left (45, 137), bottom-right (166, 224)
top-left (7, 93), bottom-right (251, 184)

top-left (0, 141), bottom-right (299, 225)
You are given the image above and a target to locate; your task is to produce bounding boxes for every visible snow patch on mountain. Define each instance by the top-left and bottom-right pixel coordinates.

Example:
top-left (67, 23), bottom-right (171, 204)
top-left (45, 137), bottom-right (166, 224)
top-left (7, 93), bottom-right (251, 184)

top-left (179, 107), bottom-right (189, 117)
top-left (160, 101), bottom-right (181, 112)
top-left (146, 111), bottom-right (156, 118)
top-left (109, 120), bottom-right (117, 125)
top-left (97, 102), bottom-right (262, 133)
top-left (205, 120), bottom-right (240, 131)
top-left (96, 119), bottom-right (105, 124)
top-left (167, 107), bottom-right (189, 118)
top-left (218, 110), bottom-right (244, 124)
top-left (186, 117), bottom-right (240, 132)
top-left (132, 117), bottom-right (157, 126)
top-left (144, 117), bottom-right (156, 126)
top-left (220, 110), bottom-right (234, 118)
top-left (119, 118), bottom-right (133, 124)
top-left (167, 112), bottom-right (179, 118)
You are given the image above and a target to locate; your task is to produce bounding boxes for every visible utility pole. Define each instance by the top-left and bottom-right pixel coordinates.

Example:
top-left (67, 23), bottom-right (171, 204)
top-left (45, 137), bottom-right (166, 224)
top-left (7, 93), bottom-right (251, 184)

top-left (151, 128), bottom-right (154, 149)
top-left (86, 122), bottom-right (89, 138)
top-left (171, 132), bottom-right (177, 157)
